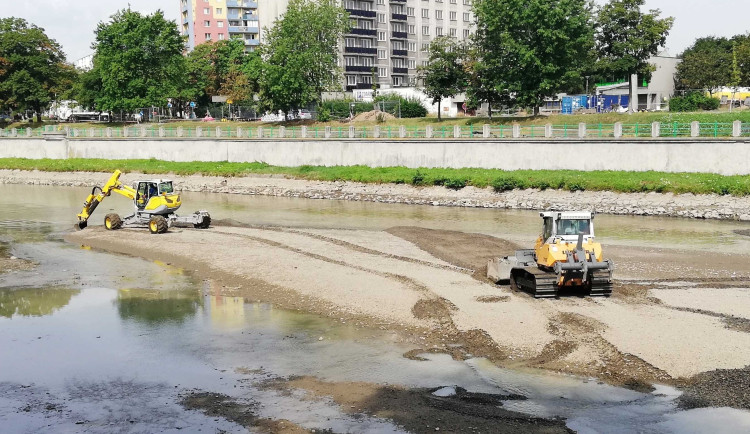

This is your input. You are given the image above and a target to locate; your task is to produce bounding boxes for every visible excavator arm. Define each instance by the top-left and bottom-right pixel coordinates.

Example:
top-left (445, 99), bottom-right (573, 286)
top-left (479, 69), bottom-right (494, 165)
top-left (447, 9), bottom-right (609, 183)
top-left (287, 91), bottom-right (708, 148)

top-left (76, 170), bottom-right (137, 229)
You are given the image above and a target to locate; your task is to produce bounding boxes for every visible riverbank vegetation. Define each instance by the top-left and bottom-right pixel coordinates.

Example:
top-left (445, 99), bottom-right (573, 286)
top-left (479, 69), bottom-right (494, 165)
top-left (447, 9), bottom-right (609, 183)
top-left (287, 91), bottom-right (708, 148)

top-left (2, 158), bottom-right (749, 197)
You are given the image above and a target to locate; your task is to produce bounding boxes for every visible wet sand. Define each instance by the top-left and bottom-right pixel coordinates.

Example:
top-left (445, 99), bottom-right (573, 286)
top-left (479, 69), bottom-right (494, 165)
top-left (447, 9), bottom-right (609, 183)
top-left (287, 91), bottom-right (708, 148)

top-left (65, 223), bottom-right (750, 412)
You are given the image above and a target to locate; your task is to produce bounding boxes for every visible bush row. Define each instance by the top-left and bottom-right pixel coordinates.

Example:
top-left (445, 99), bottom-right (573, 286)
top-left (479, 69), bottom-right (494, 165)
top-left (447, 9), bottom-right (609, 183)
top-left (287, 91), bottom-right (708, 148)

top-left (669, 92), bottom-right (721, 112)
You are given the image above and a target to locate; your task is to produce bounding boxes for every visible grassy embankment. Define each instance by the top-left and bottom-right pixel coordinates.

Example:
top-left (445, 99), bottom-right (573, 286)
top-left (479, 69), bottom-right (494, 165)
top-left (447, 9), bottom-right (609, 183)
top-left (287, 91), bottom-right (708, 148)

top-left (5, 110), bottom-right (750, 130)
top-left (2, 158), bottom-right (750, 196)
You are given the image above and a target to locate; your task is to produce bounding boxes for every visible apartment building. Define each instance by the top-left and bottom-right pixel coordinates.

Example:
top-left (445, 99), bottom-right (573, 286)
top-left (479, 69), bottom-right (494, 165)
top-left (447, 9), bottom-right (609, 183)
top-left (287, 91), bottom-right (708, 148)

top-left (180, 0), bottom-right (261, 50)
top-left (180, 0), bottom-right (474, 92)
top-left (343, 0), bottom-right (474, 92)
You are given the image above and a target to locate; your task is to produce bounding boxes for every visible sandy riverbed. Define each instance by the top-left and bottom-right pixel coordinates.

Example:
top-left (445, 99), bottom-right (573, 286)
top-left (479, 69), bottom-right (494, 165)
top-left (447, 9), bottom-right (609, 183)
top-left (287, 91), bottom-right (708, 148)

top-left (65, 222), bottom-right (750, 410)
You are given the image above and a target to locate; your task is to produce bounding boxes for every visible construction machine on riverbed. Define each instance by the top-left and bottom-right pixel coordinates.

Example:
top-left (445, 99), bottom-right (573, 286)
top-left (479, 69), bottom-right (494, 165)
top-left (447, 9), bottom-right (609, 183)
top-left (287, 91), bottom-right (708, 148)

top-left (487, 211), bottom-right (614, 298)
top-left (76, 170), bottom-right (211, 234)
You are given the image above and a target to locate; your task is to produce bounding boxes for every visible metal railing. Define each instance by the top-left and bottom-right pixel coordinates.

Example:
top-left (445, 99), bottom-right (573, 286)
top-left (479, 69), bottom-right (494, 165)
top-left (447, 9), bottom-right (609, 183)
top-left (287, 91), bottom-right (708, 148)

top-left (0, 122), bottom-right (746, 140)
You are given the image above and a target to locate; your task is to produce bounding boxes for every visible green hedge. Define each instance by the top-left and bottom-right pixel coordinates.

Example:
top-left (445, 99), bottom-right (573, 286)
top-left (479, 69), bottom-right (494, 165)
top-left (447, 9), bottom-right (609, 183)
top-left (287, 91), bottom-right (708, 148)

top-left (670, 92), bottom-right (721, 112)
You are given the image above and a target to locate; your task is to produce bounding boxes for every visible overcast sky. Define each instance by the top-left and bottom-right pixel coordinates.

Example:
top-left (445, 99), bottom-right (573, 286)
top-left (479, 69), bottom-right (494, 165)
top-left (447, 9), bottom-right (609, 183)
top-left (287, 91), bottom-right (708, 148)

top-left (4, 0), bottom-right (749, 62)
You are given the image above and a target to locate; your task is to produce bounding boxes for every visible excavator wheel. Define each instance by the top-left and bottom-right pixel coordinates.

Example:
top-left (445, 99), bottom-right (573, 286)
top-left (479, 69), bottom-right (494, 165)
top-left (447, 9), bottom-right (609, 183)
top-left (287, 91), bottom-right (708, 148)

top-left (149, 216), bottom-right (168, 234)
top-left (104, 213), bottom-right (122, 230)
top-left (194, 214), bottom-right (211, 229)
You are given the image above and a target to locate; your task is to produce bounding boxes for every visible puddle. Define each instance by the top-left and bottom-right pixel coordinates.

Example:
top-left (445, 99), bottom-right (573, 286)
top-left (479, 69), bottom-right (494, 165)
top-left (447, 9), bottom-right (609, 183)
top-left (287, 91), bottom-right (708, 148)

top-left (2, 184), bottom-right (750, 432)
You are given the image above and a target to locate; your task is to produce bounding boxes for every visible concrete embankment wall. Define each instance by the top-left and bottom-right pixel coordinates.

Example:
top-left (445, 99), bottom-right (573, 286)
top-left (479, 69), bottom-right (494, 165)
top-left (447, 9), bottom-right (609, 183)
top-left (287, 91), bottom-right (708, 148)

top-left (2, 138), bottom-right (750, 175)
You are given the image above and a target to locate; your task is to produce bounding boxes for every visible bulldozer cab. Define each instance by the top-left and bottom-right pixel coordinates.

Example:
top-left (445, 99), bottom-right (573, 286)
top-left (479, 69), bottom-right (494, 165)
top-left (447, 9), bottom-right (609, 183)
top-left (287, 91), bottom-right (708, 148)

top-left (540, 212), bottom-right (595, 243)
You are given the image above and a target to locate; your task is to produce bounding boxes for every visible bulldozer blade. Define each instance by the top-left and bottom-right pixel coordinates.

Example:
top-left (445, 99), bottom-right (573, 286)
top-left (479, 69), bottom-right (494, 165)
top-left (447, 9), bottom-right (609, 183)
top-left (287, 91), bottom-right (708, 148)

top-left (75, 221), bottom-right (88, 231)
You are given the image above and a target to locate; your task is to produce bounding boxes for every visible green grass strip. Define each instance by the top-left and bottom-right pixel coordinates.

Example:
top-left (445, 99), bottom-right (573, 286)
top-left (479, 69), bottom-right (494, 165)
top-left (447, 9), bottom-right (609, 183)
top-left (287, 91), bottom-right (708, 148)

top-left (1, 158), bottom-right (749, 196)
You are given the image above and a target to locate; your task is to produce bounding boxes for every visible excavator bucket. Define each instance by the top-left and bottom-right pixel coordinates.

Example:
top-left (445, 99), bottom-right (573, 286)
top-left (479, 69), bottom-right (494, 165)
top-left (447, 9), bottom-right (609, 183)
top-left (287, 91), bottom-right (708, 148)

top-left (76, 220), bottom-right (88, 230)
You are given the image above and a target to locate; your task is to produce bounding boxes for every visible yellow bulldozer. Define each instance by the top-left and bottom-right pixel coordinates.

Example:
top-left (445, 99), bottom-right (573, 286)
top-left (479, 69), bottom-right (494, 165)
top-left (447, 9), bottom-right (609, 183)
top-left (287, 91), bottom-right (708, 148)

top-left (487, 211), bottom-right (613, 298)
top-left (76, 170), bottom-right (211, 234)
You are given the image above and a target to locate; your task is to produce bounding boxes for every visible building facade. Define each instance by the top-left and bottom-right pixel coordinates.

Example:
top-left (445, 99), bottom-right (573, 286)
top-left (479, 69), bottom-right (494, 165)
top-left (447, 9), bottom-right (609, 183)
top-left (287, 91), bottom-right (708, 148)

top-left (342, 0), bottom-right (474, 93)
top-left (181, 0), bottom-right (261, 50)
top-left (180, 0), bottom-right (475, 95)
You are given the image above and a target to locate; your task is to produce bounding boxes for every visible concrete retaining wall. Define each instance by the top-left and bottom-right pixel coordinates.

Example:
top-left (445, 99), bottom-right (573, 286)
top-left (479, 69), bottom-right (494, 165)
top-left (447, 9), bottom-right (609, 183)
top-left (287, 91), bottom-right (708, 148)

top-left (2, 138), bottom-right (750, 175)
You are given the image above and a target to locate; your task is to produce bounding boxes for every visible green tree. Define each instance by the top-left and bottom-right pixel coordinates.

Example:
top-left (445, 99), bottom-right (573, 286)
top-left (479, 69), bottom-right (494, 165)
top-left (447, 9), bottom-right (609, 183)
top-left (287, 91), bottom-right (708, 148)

top-left (92, 9), bottom-right (186, 113)
top-left (258, 0), bottom-right (349, 119)
top-left (595, 0), bottom-right (673, 112)
top-left (0, 18), bottom-right (71, 122)
top-left (464, 42), bottom-right (510, 120)
top-left (675, 37), bottom-right (733, 95)
top-left (473, 0), bottom-right (594, 115)
top-left (418, 36), bottom-right (467, 121)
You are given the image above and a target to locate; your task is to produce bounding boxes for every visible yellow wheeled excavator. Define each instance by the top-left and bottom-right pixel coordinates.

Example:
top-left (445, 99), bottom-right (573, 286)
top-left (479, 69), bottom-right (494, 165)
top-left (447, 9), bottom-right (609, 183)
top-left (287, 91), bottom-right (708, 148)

top-left (76, 170), bottom-right (211, 234)
top-left (487, 211), bottom-right (613, 298)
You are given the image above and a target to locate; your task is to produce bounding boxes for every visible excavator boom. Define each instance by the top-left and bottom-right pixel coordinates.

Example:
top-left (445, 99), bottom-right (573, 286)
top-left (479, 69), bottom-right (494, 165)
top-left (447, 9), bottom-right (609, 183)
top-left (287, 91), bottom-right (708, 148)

top-left (76, 170), bottom-right (136, 229)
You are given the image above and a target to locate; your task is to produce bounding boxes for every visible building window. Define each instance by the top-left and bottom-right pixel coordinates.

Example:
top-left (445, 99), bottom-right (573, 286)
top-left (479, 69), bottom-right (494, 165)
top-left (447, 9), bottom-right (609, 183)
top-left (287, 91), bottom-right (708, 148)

top-left (408, 24), bottom-right (415, 34)
top-left (362, 57), bottom-right (373, 67)
top-left (217, 21), bottom-right (224, 27)
top-left (421, 9), bottom-right (429, 18)
top-left (204, 20), bottom-right (211, 27)
top-left (347, 75), bottom-right (357, 85)
top-left (436, 27), bottom-right (443, 36)
top-left (378, 31), bottom-right (386, 41)
top-left (409, 59), bottom-right (416, 69)
top-left (218, 33), bottom-right (224, 40)
top-left (361, 38), bottom-right (372, 48)
top-left (408, 42), bottom-right (416, 51)
top-left (435, 10), bottom-right (442, 20)
top-left (377, 0), bottom-right (384, 4)
top-left (450, 28), bottom-right (456, 37)
top-left (345, 57), bottom-right (357, 66)
top-left (378, 13), bottom-right (385, 23)
top-left (378, 67), bottom-right (387, 77)
top-left (205, 33), bottom-right (212, 40)
top-left (393, 76), bottom-right (402, 86)
top-left (422, 26), bottom-right (429, 35)
top-left (463, 12), bottom-right (470, 22)
top-left (463, 29), bottom-right (470, 38)
top-left (406, 7), bottom-right (414, 16)
top-left (216, 8), bottom-right (222, 14)
top-left (378, 49), bottom-right (386, 59)
top-left (345, 37), bottom-right (356, 47)
top-left (450, 11), bottom-right (457, 21)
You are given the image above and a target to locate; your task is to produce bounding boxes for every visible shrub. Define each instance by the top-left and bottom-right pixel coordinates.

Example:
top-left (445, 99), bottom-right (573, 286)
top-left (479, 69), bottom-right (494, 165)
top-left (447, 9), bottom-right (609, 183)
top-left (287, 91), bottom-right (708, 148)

top-left (669, 92), bottom-right (720, 112)
top-left (319, 99), bottom-right (373, 119)
top-left (374, 94), bottom-right (427, 118)
top-left (492, 176), bottom-right (524, 192)
top-left (444, 178), bottom-right (467, 190)
top-left (411, 170), bottom-right (426, 185)
top-left (317, 107), bottom-right (331, 122)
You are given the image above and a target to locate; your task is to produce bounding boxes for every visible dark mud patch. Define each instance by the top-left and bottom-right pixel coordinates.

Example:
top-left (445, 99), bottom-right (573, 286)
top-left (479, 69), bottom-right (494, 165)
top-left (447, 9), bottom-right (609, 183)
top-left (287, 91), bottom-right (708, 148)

top-left (678, 366), bottom-right (750, 410)
top-left (180, 391), bottom-right (313, 433)
top-left (411, 298), bottom-right (457, 322)
top-left (475, 295), bottom-right (511, 303)
top-left (277, 377), bottom-right (571, 434)
top-left (733, 229), bottom-right (750, 237)
top-left (386, 226), bottom-right (519, 279)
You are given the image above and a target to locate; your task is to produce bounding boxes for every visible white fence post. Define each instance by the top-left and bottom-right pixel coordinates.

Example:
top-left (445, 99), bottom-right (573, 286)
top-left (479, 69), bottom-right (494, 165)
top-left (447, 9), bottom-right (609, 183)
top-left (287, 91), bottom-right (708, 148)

top-left (324, 126), bottom-right (331, 138)
top-left (399, 125), bottom-right (407, 138)
top-left (691, 121), bottom-right (700, 137)
top-left (301, 126), bottom-right (307, 138)
top-left (257, 127), bottom-right (264, 138)
top-left (483, 124), bottom-right (490, 138)
top-left (544, 123), bottom-right (553, 138)
top-left (733, 120), bottom-right (742, 137)
top-left (196, 126), bottom-right (202, 138)
top-left (425, 125), bottom-right (432, 139)
top-left (578, 123), bottom-right (587, 139)
top-left (160, 127), bottom-right (166, 138)
top-left (349, 126), bottom-right (355, 138)
top-left (453, 125), bottom-right (461, 138)
top-left (512, 123), bottom-right (521, 138)
top-left (651, 122), bottom-right (660, 138)
top-left (614, 122), bottom-right (623, 138)
top-left (279, 126), bottom-right (286, 138)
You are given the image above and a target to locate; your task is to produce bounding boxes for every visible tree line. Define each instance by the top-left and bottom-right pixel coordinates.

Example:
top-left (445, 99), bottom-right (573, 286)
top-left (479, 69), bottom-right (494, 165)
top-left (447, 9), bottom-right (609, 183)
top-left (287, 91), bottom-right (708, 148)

top-left (6, 0), bottom-right (748, 123)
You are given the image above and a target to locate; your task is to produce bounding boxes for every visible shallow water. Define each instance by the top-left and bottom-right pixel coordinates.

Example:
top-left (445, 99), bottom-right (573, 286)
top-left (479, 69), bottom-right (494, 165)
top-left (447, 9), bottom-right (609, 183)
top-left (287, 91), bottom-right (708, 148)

top-left (2, 183), bottom-right (750, 432)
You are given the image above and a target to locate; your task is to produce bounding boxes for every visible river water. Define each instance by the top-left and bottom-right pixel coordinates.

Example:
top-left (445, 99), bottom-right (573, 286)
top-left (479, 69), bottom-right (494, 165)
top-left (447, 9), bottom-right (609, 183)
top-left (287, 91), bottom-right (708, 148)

top-left (2, 184), bottom-right (750, 433)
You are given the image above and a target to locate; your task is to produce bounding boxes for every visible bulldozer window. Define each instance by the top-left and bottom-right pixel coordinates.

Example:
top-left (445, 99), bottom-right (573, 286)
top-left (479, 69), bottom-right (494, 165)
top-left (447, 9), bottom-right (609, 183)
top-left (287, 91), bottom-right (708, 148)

top-left (557, 219), bottom-right (591, 236)
top-left (543, 217), bottom-right (553, 240)
top-left (136, 182), bottom-right (147, 208)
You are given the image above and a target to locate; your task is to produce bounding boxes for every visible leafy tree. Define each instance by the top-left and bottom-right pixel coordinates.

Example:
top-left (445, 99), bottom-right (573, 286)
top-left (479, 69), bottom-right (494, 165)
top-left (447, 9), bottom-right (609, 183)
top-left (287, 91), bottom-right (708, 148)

top-left (418, 36), bottom-right (467, 121)
top-left (675, 37), bottom-right (733, 95)
top-left (473, 0), bottom-right (594, 115)
top-left (258, 0), bottom-right (349, 119)
top-left (464, 43), bottom-right (510, 120)
top-left (595, 0), bottom-right (673, 112)
top-left (69, 67), bottom-right (102, 110)
top-left (0, 18), bottom-right (72, 121)
top-left (92, 9), bottom-right (186, 113)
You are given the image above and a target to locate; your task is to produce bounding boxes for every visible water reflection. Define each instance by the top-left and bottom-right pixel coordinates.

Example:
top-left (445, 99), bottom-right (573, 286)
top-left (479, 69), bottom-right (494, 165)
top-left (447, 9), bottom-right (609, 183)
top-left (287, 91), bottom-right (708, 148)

top-left (0, 287), bottom-right (80, 318)
top-left (116, 288), bottom-right (202, 325)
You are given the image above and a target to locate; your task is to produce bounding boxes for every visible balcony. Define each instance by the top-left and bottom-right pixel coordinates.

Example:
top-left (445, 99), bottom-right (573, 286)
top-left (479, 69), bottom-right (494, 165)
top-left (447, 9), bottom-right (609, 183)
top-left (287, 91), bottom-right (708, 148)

top-left (227, 0), bottom-right (258, 8)
top-left (344, 46), bottom-right (377, 55)
top-left (392, 49), bottom-right (407, 56)
top-left (392, 67), bottom-right (408, 74)
top-left (244, 39), bottom-right (260, 46)
top-left (346, 9), bottom-right (376, 18)
top-left (347, 83), bottom-right (380, 91)
top-left (391, 31), bottom-right (408, 39)
top-left (391, 13), bottom-right (407, 21)
top-left (349, 28), bottom-right (377, 36)
top-left (346, 65), bottom-right (376, 73)
top-left (390, 0), bottom-right (406, 3)
top-left (229, 26), bottom-right (259, 34)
